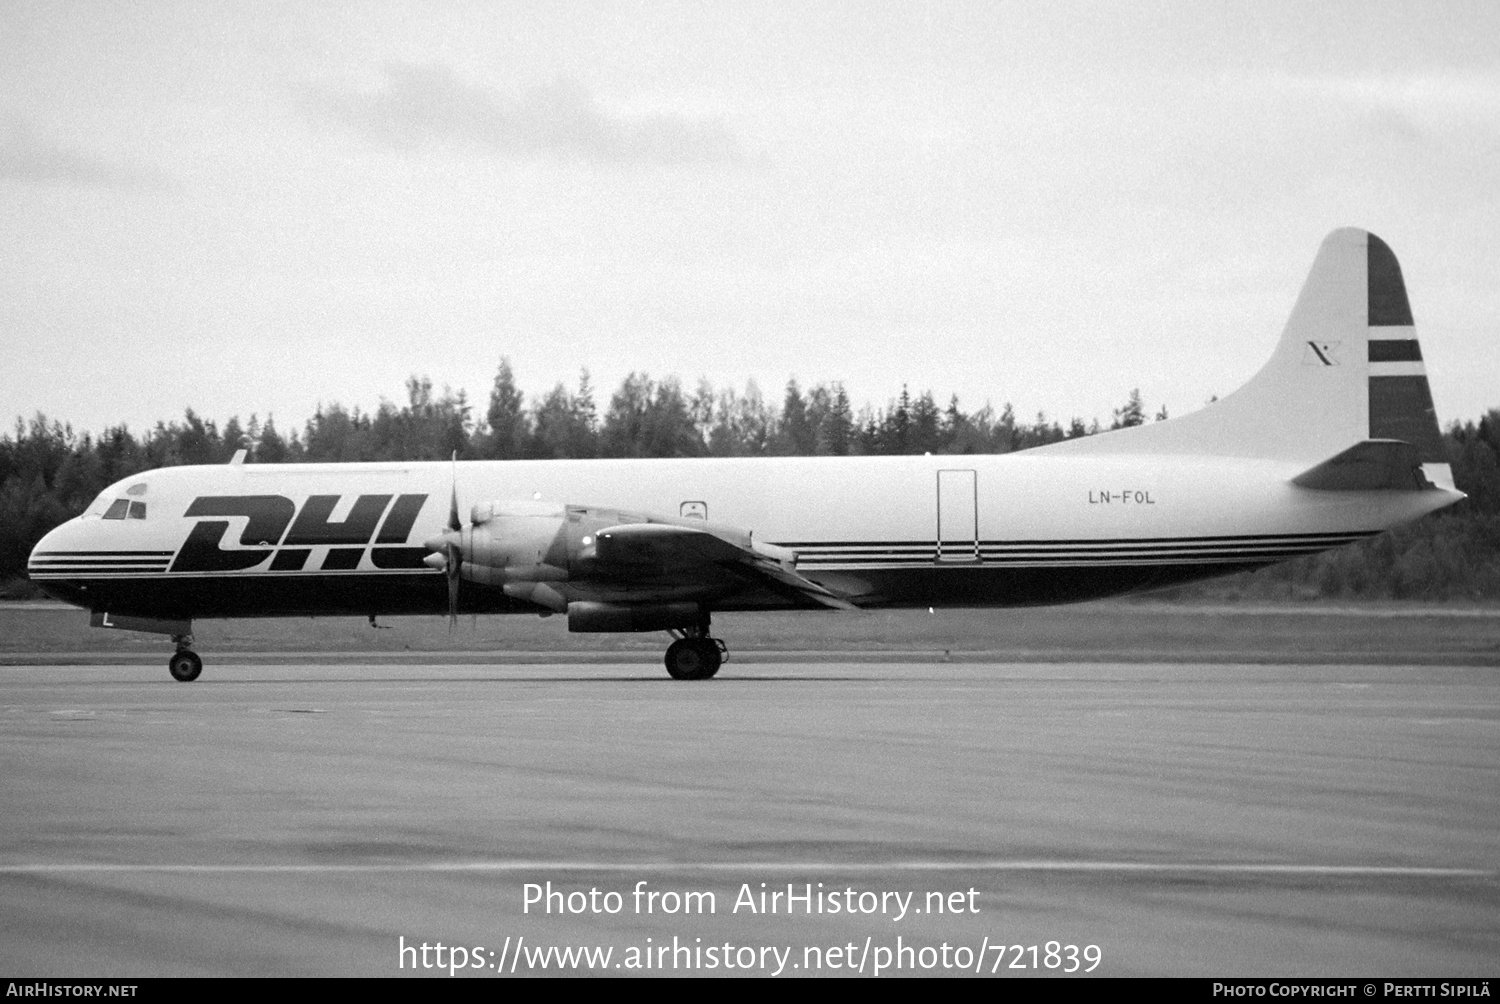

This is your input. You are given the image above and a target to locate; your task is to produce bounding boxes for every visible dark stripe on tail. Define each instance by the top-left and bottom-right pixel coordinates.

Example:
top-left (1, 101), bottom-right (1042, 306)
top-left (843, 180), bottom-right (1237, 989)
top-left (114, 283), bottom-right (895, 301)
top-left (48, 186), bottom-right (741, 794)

top-left (1368, 233), bottom-right (1414, 326)
top-left (1369, 375), bottom-right (1446, 462)
top-left (1368, 339), bottom-right (1422, 362)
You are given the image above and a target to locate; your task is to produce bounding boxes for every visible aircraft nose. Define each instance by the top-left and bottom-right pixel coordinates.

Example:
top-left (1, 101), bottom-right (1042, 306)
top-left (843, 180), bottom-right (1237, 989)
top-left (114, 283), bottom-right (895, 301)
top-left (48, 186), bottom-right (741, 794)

top-left (27, 518), bottom-right (88, 606)
top-left (29, 519), bottom-right (74, 567)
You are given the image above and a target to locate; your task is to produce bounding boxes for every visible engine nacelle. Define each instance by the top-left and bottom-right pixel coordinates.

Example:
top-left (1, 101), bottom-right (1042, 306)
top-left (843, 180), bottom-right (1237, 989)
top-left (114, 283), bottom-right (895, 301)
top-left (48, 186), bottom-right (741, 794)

top-left (425, 500), bottom-right (736, 617)
top-left (459, 501), bottom-right (569, 586)
top-left (566, 601), bottom-right (702, 633)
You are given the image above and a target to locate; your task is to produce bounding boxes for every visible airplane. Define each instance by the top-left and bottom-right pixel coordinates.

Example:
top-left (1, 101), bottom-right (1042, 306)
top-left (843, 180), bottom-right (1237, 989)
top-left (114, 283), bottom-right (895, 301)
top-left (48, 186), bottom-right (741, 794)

top-left (27, 228), bottom-right (1463, 681)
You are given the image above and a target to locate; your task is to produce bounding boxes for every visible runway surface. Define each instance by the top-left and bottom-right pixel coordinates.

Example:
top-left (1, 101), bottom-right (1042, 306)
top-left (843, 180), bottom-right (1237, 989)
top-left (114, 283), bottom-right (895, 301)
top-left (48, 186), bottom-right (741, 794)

top-left (2, 659), bottom-right (1498, 977)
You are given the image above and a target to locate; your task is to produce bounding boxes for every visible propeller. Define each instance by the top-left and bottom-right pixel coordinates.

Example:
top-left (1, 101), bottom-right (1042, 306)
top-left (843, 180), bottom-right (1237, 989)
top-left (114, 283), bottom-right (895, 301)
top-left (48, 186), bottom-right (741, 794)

top-left (444, 453), bottom-right (462, 628)
top-left (422, 453), bottom-right (464, 629)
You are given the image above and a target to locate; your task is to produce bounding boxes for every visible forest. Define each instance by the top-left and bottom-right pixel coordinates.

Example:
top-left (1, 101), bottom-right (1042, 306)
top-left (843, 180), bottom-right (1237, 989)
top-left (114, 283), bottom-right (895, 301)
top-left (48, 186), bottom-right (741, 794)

top-left (3, 360), bottom-right (1497, 600)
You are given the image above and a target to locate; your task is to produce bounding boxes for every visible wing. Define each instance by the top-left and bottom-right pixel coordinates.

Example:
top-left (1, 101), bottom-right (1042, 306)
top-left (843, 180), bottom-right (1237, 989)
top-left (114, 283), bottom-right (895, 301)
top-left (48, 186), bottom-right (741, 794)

top-left (590, 520), bottom-right (858, 611)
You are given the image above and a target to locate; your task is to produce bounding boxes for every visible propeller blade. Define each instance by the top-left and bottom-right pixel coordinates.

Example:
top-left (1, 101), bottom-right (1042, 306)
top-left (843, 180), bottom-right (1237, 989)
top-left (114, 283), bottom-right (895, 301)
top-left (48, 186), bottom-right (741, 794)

top-left (447, 452), bottom-right (461, 532)
top-left (446, 541), bottom-right (461, 629)
top-left (444, 451), bottom-right (461, 629)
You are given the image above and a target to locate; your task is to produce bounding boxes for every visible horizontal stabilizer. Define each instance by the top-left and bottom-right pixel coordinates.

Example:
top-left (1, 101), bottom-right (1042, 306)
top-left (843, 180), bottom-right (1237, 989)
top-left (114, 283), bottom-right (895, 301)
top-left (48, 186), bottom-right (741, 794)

top-left (1291, 440), bottom-right (1432, 491)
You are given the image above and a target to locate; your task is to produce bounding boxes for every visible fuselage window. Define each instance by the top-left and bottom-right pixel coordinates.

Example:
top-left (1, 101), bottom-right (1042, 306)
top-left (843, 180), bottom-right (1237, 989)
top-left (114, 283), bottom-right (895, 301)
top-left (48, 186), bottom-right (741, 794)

top-left (103, 499), bottom-right (130, 520)
top-left (128, 501), bottom-right (147, 519)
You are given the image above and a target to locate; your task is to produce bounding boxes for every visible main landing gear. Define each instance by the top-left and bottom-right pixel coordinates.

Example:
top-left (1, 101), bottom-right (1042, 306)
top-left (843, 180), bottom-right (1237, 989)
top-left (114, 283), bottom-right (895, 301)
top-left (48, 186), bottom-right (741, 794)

top-left (663, 617), bottom-right (727, 681)
top-left (168, 634), bottom-right (202, 682)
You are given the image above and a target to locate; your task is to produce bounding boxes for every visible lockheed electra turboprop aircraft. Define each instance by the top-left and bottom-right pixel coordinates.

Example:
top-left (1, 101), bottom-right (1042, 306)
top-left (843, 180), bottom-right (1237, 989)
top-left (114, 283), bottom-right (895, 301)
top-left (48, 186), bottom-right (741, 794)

top-left (29, 229), bottom-right (1462, 681)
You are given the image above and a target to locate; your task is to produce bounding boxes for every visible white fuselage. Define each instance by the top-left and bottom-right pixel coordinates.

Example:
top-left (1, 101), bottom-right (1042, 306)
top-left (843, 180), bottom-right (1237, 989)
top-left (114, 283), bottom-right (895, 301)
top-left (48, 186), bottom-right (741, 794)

top-left (29, 451), bottom-right (1455, 620)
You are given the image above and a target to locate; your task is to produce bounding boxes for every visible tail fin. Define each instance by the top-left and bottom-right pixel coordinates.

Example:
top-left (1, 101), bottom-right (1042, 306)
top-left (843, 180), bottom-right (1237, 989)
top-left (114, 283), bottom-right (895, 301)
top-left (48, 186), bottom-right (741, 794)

top-left (1038, 228), bottom-right (1453, 488)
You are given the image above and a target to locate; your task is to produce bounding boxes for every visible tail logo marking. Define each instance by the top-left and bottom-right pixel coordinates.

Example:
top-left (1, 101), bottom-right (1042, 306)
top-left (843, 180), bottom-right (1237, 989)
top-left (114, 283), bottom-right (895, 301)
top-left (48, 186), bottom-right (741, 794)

top-left (1303, 341), bottom-right (1340, 366)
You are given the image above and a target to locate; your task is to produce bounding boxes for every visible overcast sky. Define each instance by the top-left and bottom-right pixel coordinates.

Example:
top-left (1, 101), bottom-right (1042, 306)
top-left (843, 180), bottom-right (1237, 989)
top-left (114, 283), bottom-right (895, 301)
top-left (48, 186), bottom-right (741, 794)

top-left (3, 1), bottom-right (1497, 438)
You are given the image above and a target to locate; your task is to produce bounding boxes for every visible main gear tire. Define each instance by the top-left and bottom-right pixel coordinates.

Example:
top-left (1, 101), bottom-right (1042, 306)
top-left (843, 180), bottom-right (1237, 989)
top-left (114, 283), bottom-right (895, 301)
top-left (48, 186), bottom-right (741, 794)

top-left (664, 638), bottom-right (719, 680)
top-left (168, 650), bottom-right (203, 682)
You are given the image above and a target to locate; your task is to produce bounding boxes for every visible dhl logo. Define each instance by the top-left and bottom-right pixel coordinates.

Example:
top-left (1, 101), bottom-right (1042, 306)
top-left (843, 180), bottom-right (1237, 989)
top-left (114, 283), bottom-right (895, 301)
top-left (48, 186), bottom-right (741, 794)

top-left (171, 494), bottom-right (430, 573)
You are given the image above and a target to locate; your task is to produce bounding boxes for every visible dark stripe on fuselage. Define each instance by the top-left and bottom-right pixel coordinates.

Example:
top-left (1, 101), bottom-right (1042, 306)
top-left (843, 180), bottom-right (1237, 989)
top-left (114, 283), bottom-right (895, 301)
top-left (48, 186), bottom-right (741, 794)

top-left (38, 573), bottom-right (453, 619)
top-left (32, 528), bottom-right (1381, 618)
top-left (32, 560), bottom-right (1284, 619)
top-left (32, 546), bottom-right (1336, 577)
top-left (31, 550), bottom-right (175, 557)
top-left (798, 550), bottom-right (1344, 568)
top-left (31, 571), bottom-right (176, 578)
top-left (774, 531), bottom-right (1379, 549)
top-left (797, 538), bottom-right (1367, 557)
top-left (29, 559), bottom-right (170, 568)
top-left (785, 535), bottom-right (1375, 561)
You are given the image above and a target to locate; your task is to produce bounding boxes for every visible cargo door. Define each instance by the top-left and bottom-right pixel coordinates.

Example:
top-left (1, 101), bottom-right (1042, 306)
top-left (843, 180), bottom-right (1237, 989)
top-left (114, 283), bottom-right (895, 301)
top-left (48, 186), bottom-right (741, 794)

top-left (936, 469), bottom-right (978, 562)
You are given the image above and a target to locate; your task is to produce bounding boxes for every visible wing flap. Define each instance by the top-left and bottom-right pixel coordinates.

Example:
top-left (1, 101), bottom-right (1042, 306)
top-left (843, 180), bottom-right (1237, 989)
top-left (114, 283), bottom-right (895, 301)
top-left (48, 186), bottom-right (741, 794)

top-left (744, 553), bottom-right (860, 610)
top-left (593, 522), bottom-right (857, 610)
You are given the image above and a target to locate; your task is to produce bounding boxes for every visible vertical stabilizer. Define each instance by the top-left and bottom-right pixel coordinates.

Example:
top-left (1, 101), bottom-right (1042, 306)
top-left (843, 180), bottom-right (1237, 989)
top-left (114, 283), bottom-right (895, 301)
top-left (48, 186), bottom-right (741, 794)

top-left (1037, 229), bottom-right (1452, 487)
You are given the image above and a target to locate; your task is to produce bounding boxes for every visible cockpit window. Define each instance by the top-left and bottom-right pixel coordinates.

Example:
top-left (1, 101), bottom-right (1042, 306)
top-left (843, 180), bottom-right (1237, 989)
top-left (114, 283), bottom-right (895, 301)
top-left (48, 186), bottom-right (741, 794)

top-left (103, 499), bottom-right (131, 520)
top-left (128, 501), bottom-right (147, 519)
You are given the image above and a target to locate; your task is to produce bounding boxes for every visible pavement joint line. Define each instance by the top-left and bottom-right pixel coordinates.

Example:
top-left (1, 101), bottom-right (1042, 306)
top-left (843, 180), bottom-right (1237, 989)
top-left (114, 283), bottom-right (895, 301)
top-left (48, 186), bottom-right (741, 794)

top-left (2, 862), bottom-right (1494, 876)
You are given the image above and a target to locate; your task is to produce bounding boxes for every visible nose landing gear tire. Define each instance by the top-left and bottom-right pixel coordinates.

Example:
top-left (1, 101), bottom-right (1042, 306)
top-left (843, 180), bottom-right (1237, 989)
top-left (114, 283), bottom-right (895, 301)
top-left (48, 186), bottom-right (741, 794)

top-left (664, 638), bottom-right (722, 681)
top-left (168, 650), bottom-right (203, 682)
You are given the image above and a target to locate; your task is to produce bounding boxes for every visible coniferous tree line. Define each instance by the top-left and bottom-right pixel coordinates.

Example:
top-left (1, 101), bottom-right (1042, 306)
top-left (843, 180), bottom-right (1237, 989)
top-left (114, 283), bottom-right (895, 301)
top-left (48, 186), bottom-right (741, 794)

top-left (2, 360), bottom-right (1496, 598)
